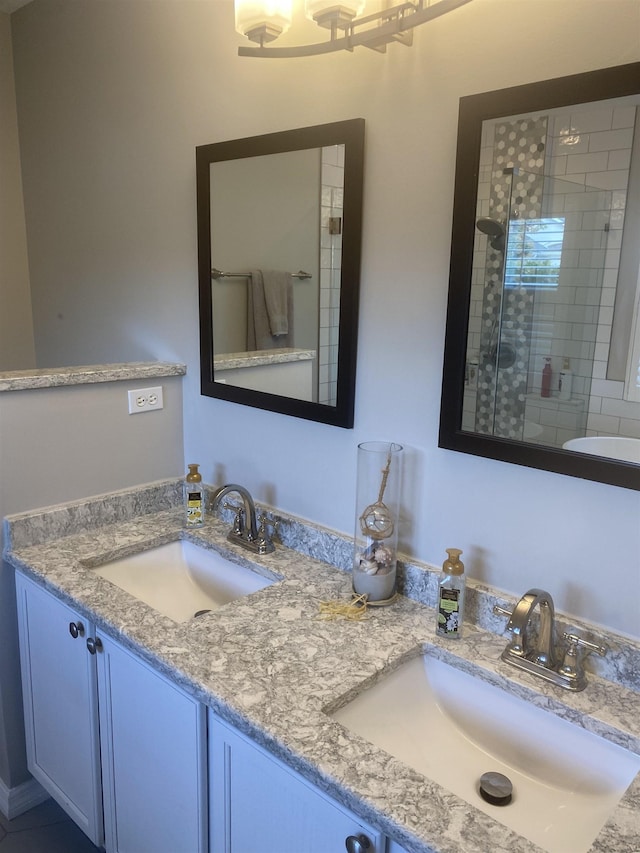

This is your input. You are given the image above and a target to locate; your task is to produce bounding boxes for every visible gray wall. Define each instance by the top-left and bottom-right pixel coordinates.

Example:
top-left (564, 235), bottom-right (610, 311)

top-left (0, 377), bottom-right (184, 798)
top-left (0, 12), bottom-right (34, 370)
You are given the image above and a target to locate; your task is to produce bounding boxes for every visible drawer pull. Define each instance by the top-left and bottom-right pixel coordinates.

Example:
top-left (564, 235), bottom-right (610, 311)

top-left (86, 637), bottom-right (103, 655)
top-left (69, 621), bottom-right (85, 639)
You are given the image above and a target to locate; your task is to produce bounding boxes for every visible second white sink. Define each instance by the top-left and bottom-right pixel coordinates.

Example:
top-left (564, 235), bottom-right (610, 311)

top-left (90, 540), bottom-right (275, 622)
top-left (331, 651), bottom-right (639, 853)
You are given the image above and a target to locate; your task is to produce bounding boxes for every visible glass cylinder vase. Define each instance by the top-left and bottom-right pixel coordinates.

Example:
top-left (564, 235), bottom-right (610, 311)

top-left (352, 441), bottom-right (403, 605)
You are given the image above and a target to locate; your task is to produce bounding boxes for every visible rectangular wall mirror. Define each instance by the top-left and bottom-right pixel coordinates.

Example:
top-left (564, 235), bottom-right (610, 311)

top-left (196, 119), bottom-right (364, 428)
top-left (440, 63), bottom-right (640, 491)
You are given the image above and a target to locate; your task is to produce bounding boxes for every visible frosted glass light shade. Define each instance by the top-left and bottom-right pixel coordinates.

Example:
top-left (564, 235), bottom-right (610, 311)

top-left (235, 0), bottom-right (292, 42)
top-left (305, 0), bottom-right (366, 26)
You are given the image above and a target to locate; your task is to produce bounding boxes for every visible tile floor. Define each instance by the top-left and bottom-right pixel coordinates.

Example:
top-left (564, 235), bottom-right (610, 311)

top-left (0, 798), bottom-right (101, 852)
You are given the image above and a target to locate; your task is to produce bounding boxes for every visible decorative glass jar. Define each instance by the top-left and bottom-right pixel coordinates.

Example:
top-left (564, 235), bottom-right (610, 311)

top-left (352, 441), bottom-right (403, 604)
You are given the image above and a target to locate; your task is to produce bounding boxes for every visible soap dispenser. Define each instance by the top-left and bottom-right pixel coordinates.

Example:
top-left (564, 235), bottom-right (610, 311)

top-left (436, 548), bottom-right (465, 639)
top-left (184, 464), bottom-right (204, 528)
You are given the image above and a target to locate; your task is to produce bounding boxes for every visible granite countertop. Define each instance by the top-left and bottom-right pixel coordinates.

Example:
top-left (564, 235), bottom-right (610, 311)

top-left (4, 485), bottom-right (640, 853)
top-left (214, 348), bottom-right (316, 371)
top-left (0, 362), bottom-right (186, 392)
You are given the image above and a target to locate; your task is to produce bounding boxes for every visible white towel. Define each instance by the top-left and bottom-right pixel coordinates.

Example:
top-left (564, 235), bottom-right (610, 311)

top-left (247, 270), bottom-right (293, 350)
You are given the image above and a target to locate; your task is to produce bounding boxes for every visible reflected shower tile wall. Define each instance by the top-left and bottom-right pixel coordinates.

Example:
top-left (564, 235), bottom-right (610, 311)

top-left (318, 145), bottom-right (344, 406)
top-left (546, 106), bottom-right (639, 440)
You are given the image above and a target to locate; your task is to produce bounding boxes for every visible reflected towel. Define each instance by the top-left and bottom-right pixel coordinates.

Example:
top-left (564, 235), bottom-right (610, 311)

top-left (262, 270), bottom-right (291, 336)
top-left (247, 270), bottom-right (293, 350)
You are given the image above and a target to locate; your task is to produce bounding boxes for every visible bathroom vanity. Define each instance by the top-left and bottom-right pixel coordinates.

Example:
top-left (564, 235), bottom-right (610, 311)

top-left (4, 480), bottom-right (640, 853)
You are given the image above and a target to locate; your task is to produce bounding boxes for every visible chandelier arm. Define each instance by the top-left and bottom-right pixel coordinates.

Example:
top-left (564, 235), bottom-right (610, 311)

top-left (238, 0), bottom-right (473, 57)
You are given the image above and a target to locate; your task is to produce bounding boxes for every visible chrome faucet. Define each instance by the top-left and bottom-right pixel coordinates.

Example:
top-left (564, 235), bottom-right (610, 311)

top-left (211, 484), bottom-right (275, 555)
top-left (506, 588), bottom-right (556, 667)
top-left (494, 588), bottom-right (606, 691)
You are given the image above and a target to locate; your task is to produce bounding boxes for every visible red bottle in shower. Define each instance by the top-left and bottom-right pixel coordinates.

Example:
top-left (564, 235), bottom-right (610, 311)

top-left (541, 358), bottom-right (552, 398)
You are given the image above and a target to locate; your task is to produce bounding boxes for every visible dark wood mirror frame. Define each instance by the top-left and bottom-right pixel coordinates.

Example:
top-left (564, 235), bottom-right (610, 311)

top-left (196, 119), bottom-right (365, 428)
top-left (439, 63), bottom-right (640, 491)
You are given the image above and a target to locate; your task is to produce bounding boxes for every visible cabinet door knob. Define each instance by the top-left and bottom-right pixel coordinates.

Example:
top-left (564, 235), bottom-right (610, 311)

top-left (69, 621), bottom-right (85, 639)
top-left (345, 834), bottom-right (371, 853)
top-left (86, 637), bottom-right (103, 655)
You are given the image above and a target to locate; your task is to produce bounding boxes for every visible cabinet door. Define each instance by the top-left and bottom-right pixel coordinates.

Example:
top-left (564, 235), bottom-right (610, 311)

top-left (209, 712), bottom-right (385, 853)
top-left (97, 634), bottom-right (207, 853)
top-left (15, 573), bottom-right (104, 846)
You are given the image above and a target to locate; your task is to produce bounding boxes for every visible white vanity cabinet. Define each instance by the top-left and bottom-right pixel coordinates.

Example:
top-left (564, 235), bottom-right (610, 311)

top-left (209, 711), bottom-right (386, 853)
top-left (15, 572), bottom-right (104, 845)
top-left (96, 630), bottom-right (207, 853)
top-left (15, 572), bottom-right (207, 853)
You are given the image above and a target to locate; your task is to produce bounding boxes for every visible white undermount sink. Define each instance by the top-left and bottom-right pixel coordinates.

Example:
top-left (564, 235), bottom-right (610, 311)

top-left (88, 540), bottom-right (275, 623)
top-left (331, 651), bottom-right (640, 853)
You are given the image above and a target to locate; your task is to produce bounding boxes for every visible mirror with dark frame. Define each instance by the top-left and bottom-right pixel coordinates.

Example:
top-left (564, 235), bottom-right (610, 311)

top-left (440, 63), bottom-right (640, 491)
top-left (197, 119), bottom-right (364, 428)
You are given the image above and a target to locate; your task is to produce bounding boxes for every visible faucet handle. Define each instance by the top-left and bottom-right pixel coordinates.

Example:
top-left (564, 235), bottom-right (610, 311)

top-left (558, 633), bottom-right (607, 689)
top-left (562, 632), bottom-right (607, 658)
top-left (223, 501), bottom-right (245, 534)
top-left (256, 514), bottom-right (278, 554)
top-left (493, 604), bottom-right (513, 619)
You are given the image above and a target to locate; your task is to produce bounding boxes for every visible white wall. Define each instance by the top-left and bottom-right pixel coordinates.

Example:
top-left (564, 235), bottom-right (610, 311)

top-left (10, 0), bottom-right (640, 636)
top-left (0, 12), bottom-right (34, 370)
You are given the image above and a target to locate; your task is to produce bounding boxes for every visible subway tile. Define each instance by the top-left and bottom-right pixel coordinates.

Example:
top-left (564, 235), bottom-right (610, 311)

top-left (594, 342), bottom-right (610, 362)
top-left (598, 305), bottom-right (614, 327)
top-left (608, 208), bottom-right (626, 231)
top-left (322, 163), bottom-right (343, 188)
top-left (565, 151), bottom-right (609, 175)
top-left (585, 169), bottom-right (631, 191)
top-left (588, 412), bottom-right (621, 433)
top-left (601, 397), bottom-right (640, 419)
top-left (619, 418), bottom-right (640, 439)
top-left (590, 377), bottom-right (624, 399)
top-left (549, 155), bottom-right (567, 176)
top-left (612, 105), bottom-right (637, 129)
top-left (607, 148), bottom-right (632, 171)
top-left (588, 395), bottom-right (603, 414)
top-left (589, 127), bottom-right (634, 152)
top-left (603, 268), bottom-right (620, 288)
top-left (605, 229), bottom-right (623, 251)
top-left (569, 107), bottom-right (614, 134)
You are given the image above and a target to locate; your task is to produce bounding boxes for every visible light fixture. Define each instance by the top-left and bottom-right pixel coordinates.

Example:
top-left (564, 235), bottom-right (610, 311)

top-left (235, 0), bottom-right (293, 46)
top-left (235, 0), bottom-right (473, 58)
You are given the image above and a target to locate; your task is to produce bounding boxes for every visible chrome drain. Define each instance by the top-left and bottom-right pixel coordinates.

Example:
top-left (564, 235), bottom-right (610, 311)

top-left (479, 771), bottom-right (513, 806)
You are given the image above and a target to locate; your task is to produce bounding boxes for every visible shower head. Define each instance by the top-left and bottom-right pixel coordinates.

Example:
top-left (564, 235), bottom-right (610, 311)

top-left (476, 217), bottom-right (506, 251)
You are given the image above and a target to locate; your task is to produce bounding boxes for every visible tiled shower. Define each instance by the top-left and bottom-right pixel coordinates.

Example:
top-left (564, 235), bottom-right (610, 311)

top-left (464, 100), bottom-right (639, 447)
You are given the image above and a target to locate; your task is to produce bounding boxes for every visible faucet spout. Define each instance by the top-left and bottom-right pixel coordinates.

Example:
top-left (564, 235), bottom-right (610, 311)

top-left (506, 588), bottom-right (556, 668)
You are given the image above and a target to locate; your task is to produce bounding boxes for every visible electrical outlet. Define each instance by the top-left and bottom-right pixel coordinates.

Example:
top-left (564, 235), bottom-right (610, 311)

top-left (127, 386), bottom-right (164, 414)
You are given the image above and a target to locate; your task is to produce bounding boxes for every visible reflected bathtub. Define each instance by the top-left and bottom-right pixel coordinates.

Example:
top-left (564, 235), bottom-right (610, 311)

top-left (563, 436), bottom-right (640, 464)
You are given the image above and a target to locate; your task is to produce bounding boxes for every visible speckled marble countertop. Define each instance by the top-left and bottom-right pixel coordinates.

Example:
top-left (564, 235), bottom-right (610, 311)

top-left (0, 362), bottom-right (186, 392)
top-left (4, 481), bottom-right (640, 853)
top-left (214, 348), bottom-right (316, 371)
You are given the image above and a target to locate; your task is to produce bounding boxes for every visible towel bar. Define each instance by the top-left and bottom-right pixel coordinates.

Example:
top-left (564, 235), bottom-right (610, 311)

top-left (211, 268), bottom-right (312, 280)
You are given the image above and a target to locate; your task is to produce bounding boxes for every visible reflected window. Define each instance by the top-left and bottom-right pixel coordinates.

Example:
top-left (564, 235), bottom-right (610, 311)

top-left (505, 217), bottom-right (566, 289)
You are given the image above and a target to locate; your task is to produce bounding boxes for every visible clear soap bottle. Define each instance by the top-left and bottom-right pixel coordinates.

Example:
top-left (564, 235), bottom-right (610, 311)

top-left (184, 464), bottom-right (204, 528)
top-left (436, 548), bottom-right (465, 639)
